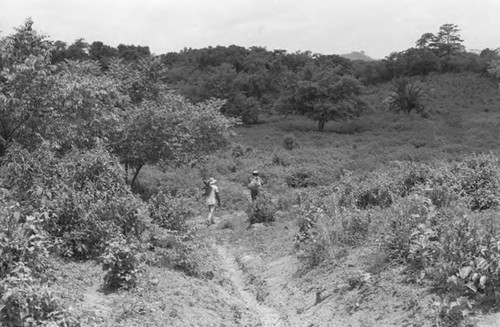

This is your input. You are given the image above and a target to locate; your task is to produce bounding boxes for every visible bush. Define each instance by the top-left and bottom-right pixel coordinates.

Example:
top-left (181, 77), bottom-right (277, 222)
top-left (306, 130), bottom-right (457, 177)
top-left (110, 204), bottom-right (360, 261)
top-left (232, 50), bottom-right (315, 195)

top-left (0, 264), bottom-right (77, 327)
top-left (231, 144), bottom-right (245, 159)
top-left (285, 168), bottom-right (319, 188)
top-left (452, 153), bottom-right (500, 211)
top-left (2, 144), bottom-right (149, 259)
top-left (386, 78), bottom-right (426, 116)
top-left (377, 195), bottom-right (435, 263)
top-left (0, 200), bottom-right (50, 279)
top-left (294, 189), bottom-right (371, 269)
top-left (100, 238), bottom-right (141, 290)
top-left (245, 192), bottom-right (277, 224)
top-left (282, 133), bottom-right (299, 150)
top-left (338, 170), bottom-right (400, 209)
top-left (148, 192), bottom-right (193, 232)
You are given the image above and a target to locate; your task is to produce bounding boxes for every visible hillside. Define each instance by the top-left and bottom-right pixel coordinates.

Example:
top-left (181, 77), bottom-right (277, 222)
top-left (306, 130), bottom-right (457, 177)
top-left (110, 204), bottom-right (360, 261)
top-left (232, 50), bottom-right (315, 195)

top-left (45, 72), bottom-right (500, 326)
top-left (341, 50), bottom-right (375, 61)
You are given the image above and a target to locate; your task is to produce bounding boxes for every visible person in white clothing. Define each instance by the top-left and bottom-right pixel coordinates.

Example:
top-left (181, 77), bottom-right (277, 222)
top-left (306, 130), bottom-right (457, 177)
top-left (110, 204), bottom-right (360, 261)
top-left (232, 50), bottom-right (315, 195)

top-left (204, 177), bottom-right (221, 225)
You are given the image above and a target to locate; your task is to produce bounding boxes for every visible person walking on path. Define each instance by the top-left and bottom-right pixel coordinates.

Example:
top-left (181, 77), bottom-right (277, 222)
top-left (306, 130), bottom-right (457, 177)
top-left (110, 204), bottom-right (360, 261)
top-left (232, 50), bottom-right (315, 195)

top-left (204, 177), bottom-right (221, 225)
top-left (248, 170), bottom-right (263, 201)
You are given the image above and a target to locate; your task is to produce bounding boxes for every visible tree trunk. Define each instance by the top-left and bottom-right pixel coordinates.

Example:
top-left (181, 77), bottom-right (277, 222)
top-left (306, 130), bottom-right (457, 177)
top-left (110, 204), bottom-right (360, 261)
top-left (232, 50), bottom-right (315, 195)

top-left (130, 164), bottom-right (143, 188)
top-left (318, 119), bottom-right (326, 132)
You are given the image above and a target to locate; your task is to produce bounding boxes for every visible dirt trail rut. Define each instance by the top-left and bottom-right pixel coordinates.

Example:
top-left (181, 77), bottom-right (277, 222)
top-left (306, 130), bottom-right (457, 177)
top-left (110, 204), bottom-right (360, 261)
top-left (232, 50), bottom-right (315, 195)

top-left (216, 244), bottom-right (288, 327)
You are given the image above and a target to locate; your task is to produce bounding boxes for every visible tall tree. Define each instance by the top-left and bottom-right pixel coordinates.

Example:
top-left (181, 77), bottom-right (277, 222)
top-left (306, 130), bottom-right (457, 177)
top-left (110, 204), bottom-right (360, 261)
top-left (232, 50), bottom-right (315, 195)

top-left (433, 23), bottom-right (465, 56)
top-left (417, 24), bottom-right (465, 57)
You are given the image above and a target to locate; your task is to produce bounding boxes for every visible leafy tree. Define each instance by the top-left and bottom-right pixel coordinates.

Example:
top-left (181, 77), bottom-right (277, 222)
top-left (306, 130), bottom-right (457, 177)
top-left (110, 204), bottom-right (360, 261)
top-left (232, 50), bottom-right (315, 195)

top-left (111, 93), bottom-right (237, 186)
top-left (416, 24), bottom-right (465, 57)
top-left (385, 48), bottom-right (440, 77)
top-left (108, 56), bottom-right (167, 104)
top-left (415, 32), bottom-right (436, 49)
top-left (89, 41), bottom-right (119, 69)
top-left (278, 64), bottom-right (365, 132)
top-left (117, 44), bottom-right (150, 61)
top-left (65, 38), bottom-right (89, 61)
top-left (0, 20), bottom-right (126, 154)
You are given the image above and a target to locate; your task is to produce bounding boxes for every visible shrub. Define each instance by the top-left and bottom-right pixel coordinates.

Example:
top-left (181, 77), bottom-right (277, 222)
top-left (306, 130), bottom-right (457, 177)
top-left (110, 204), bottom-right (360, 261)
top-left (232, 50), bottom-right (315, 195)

top-left (0, 264), bottom-right (77, 327)
top-left (285, 168), bottom-right (319, 188)
top-left (282, 133), bottom-right (299, 150)
top-left (100, 238), bottom-right (141, 290)
top-left (452, 153), bottom-right (500, 211)
top-left (377, 194), bottom-right (435, 263)
top-left (294, 189), bottom-right (371, 269)
top-left (148, 192), bottom-right (193, 232)
top-left (0, 200), bottom-right (50, 279)
top-left (386, 78), bottom-right (426, 116)
top-left (231, 144), bottom-right (245, 159)
top-left (245, 192), bottom-right (277, 224)
top-left (2, 144), bottom-right (149, 259)
top-left (338, 170), bottom-right (400, 209)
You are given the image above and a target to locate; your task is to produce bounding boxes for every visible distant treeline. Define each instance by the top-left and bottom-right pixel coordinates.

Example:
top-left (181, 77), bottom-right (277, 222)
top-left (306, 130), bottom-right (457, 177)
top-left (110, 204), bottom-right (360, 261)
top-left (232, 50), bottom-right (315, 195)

top-left (46, 23), bottom-right (500, 123)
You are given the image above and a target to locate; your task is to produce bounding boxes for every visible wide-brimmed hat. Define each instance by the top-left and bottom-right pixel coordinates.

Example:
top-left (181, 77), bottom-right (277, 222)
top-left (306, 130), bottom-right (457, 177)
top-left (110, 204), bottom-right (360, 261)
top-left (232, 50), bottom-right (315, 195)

top-left (208, 177), bottom-right (217, 184)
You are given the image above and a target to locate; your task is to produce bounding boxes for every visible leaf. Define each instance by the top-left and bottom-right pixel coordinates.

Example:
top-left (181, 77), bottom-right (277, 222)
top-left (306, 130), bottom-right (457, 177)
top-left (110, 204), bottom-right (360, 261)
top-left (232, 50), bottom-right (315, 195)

top-left (458, 266), bottom-right (472, 279)
top-left (464, 282), bottom-right (477, 293)
top-left (475, 257), bottom-right (490, 271)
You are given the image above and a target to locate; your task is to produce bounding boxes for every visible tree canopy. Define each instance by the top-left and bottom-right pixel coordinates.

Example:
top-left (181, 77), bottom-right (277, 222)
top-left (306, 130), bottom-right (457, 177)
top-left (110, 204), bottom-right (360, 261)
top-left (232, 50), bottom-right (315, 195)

top-left (278, 64), bottom-right (365, 131)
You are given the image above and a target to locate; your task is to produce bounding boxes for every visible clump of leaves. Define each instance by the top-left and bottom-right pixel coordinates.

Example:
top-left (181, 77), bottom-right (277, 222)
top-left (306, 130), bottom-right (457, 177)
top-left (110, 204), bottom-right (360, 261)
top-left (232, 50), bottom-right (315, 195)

top-left (386, 78), bottom-right (426, 115)
top-left (0, 199), bottom-right (50, 279)
top-left (0, 264), bottom-right (77, 327)
top-left (245, 191), bottom-right (277, 224)
top-left (100, 238), bottom-right (141, 291)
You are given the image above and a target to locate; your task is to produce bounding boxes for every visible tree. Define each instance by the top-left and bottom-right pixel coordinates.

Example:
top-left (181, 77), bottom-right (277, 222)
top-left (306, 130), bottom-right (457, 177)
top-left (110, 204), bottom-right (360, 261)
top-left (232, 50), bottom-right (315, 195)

top-left (415, 32), bottom-right (436, 49)
top-left (108, 56), bottom-right (167, 104)
top-left (417, 24), bottom-right (465, 57)
top-left (89, 41), bottom-right (119, 69)
top-left (111, 93), bottom-right (237, 187)
top-left (0, 20), bottom-right (126, 154)
top-left (278, 64), bottom-right (365, 132)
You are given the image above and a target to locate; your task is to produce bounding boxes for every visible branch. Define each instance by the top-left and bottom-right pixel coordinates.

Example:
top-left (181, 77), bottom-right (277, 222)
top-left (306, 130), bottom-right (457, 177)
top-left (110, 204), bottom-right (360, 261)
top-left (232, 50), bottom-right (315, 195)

top-left (5, 115), bottom-right (30, 141)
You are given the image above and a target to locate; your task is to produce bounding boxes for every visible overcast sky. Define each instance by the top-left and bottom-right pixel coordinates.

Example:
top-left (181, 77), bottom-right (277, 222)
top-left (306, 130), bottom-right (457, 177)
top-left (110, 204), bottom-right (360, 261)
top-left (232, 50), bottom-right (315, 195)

top-left (1, 0), bottom-right (499, 59)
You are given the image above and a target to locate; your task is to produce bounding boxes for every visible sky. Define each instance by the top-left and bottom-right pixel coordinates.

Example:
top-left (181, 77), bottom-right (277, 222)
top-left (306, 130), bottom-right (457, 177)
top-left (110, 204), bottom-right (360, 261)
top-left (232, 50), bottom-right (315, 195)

top-left (0, 0), bottom-right (499, 59)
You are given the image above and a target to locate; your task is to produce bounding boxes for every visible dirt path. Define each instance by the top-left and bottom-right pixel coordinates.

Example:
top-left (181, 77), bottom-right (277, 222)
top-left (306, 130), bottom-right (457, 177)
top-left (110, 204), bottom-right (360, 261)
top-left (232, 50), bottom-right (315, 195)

top-left (216, 244), bottom-right (288, 326)
top-left (204, 209), bottom-right (434, 327)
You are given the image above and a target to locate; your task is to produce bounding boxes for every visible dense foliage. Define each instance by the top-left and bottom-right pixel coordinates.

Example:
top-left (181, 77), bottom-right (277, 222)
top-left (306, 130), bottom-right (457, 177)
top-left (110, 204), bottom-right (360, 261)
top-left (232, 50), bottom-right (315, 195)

top-left (294, 153), bottom-right (500, 324)
top-left (0, 20), bottom-right (235, 326)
